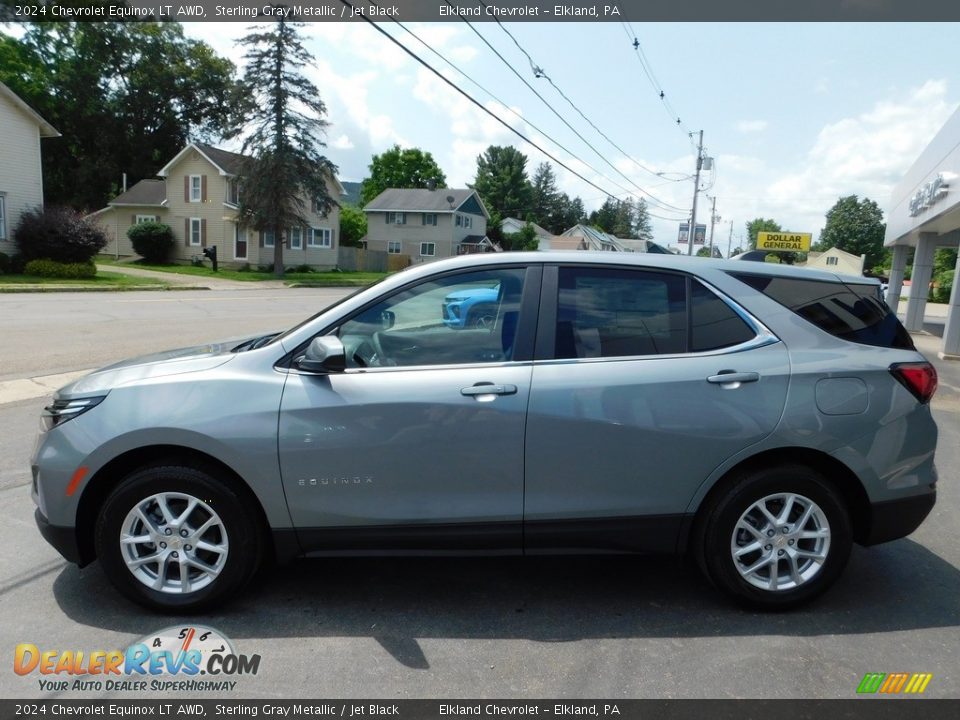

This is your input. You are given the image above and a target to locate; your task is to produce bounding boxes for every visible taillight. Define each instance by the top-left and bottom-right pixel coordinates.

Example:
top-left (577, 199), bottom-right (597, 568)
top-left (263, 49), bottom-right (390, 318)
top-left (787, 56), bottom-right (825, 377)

top-left (890, 362), bottom-right (938, 404)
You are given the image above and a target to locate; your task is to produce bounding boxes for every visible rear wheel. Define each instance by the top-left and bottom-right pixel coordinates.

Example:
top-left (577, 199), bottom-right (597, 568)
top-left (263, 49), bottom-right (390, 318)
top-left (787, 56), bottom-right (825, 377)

top-left (95, 465), bottom-right (263, 613)
top-left (467, 304), bottom-right (497, 329)
top-left (697, 465), bottom-right (852, 609)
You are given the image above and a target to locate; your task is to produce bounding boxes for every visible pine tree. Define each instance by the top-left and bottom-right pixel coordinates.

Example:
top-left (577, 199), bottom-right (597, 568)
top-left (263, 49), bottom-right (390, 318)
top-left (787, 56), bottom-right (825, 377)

top-left (233, 18), bottom-right (338, 278)
top-left (634, 198), bottom-right (653, 241)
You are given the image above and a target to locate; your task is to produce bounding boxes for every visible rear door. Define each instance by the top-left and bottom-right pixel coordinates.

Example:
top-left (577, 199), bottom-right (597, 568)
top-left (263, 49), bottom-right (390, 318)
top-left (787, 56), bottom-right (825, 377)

top-left (523, 264), bottom-right (790, 553)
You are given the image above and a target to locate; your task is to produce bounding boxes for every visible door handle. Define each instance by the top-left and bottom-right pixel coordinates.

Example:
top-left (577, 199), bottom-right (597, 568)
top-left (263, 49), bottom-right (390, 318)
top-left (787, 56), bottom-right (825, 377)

top-left (707, 371), bottom-right (760, 386)
top-left (461, 383), bottom-right (518, 397)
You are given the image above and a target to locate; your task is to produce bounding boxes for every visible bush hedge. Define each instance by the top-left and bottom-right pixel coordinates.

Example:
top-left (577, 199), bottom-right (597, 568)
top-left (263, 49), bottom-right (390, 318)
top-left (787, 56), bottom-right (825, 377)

top-left (0, 251), bottom-right (9, 275)
top-left (127, 221), bottom-right (174, 263)
top-left (14, 207), bottom-right (107, 263)
top-left (23, 259), bottom-right (97, 279)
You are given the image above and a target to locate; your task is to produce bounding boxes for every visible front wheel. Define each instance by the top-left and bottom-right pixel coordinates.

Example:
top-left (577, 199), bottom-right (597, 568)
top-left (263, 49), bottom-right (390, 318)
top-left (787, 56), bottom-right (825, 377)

top-left (95, 465), bottom-right (263, 613)
top-left (697, 465), bottom-right (852, 609)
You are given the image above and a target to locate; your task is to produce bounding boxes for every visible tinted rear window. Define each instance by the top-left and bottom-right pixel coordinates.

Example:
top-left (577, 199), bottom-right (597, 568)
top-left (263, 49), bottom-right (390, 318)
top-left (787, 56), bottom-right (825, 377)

top-left (690, 280), bottom-right (756, 352)
top-left (729, 272), bottom-right (914, 350)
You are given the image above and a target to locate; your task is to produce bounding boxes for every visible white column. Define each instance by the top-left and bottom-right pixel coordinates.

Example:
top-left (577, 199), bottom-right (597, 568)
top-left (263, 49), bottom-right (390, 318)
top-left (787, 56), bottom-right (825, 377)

top-left (886, 244), bottom-right (908, 313)
top-left (904, 233), bottom-right (937, 332)
top-left (940, 243), bottom-right (960, 359)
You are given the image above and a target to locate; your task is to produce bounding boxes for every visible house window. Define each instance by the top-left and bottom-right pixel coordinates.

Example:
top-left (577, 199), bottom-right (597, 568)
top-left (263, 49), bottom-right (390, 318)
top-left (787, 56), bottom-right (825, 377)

top-left (227, 179), bottom-right (240, 205)
top-left (463, 215), bottom-right (473, 229)
top-left (189, 218), bottom-right (202, 246)
top-left (455, 214), bottom-right (462, 227)
top-left (387, 241), bottom-right (402, 254)
top-left (422, 213), bottom-right (437, 226)
top-left (290, 227), bottom-right (303, 250)
top-left (189, 175), bottom-right (202, 202)
top-left (420, 242), bottom-right (436, 257)
top-left (386, 212), bottom-right (406, 225)
top-left (0, 195), bottom-right (7, 240)
top-left (264, 230), bottom-right (275, 248)
top-left (135, 215), bottom-right (157, 224)
top-left (309, 228), bottom-right (332, 248)
top-left (826, 256), bottom-right (838, 266)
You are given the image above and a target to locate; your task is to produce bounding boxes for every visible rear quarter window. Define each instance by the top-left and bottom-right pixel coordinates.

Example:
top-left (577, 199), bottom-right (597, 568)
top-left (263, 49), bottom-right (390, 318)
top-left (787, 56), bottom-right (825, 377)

top-left (729, 272), bottom-right (914, 350)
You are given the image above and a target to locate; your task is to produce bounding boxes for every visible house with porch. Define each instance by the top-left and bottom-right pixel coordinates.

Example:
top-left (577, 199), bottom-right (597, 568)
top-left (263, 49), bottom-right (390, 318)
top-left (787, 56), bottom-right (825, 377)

top-left (0, 81), bottom-right (60, 256)
top-left (363, 188), bottom-right (495, 260)
top-left (90, 143), bottom-right (344, 268)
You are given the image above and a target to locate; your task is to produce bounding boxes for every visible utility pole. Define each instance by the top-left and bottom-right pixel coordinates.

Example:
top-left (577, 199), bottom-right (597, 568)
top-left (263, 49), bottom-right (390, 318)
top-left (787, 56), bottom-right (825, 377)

top-left (707, 195), bottom-right (720, 258)
top-left (726, 220), bottom-right (734, 258)
top-left (687, 130), bottom-right (704, 256)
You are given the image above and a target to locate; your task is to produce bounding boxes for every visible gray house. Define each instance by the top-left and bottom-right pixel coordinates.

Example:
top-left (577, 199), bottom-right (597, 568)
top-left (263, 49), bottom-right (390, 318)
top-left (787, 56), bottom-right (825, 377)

top-left (363, 188), bottom-right (495, 260)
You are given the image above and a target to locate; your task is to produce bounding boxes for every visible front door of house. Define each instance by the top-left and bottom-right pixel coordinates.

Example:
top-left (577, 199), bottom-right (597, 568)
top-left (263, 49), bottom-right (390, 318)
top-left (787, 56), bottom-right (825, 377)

top-left (234, 226), bottom-right (248, 260)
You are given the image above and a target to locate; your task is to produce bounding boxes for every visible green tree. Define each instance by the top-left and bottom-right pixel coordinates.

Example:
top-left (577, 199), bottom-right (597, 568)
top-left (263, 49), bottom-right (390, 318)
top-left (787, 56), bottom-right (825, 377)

top-left (530, 162), bottom-right (560, 228)
top-left (932, 248), bottom-right (958, 303)
top-left (502, 222), bottom-right (539, 252)
top-left (472, 146), bottom-right (532, 220)
top-left (634, 198), bottom-right (653, 242)
top-left (556, 195), bottom-right (586, 231)
top-left (813, 195), bottom-right (887, 270)
top-left (589, 197), bottom-right (621, 234)
top-left (696, 246), bottom-right (713, 257)
top-left (0, 23), bottom-right (240, 210)
top-left (339, 204), bottom-right (368, 248)
top-left (234, 18), bottom-right (338, 278)
top-left (359, 145), bottom-right (447, 206)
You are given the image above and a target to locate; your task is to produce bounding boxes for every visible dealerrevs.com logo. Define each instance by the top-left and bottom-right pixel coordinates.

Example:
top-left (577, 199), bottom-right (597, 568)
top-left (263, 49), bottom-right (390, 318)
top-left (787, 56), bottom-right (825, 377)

top-left (856, 672), bottom-right (933, 695)
top-left (14, 625), bottom-right (260, 693)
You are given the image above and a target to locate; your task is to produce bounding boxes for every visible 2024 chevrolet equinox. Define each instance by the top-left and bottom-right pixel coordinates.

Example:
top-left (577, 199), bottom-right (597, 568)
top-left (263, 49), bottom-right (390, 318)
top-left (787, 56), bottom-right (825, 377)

top-left (32, 253), bottom-right (938, 612)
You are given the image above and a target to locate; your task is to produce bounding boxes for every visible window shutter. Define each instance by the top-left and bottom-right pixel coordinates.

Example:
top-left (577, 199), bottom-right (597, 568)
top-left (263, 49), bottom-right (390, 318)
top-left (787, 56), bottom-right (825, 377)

top-left (385, 213), bottom-right (389, 224)
top-left (201, 175), bottom-right (207, 202)
top-left (131, 214), bottom-right (136, 226)
top-left (259, 231), bottom-right (264, 248)
top-left (330, 228), bottom-right (336, 244)
top-left (184, 219), bottom-right (190, 247)
top-left (201, 219), bottom-right (207, 247)
top-left (183, 176), bottom-right (189, 203)
top-left (284, 231), bottom-right (290, 250)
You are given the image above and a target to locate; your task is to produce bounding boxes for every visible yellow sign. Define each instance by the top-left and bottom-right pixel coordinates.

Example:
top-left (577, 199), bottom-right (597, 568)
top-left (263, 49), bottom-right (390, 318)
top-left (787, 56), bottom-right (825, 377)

top-left (756, 231), bottom-right (812, 252)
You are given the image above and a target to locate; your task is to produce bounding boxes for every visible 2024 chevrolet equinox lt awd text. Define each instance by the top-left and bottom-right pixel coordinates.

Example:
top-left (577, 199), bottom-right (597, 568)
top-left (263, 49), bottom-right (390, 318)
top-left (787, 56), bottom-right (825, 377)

top-left (32, 253), bottom-right (938, 612)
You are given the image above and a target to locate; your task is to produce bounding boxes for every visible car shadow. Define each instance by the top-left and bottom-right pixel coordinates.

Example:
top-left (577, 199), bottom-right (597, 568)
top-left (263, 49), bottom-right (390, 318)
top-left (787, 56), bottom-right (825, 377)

top-left (53, 537), bottom-right (960, 669)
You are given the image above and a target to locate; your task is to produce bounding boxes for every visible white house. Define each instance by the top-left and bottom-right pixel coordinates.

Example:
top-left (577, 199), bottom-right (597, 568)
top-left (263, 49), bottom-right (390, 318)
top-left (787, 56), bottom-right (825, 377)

top-left (0, 81), bottom-right (60, 256)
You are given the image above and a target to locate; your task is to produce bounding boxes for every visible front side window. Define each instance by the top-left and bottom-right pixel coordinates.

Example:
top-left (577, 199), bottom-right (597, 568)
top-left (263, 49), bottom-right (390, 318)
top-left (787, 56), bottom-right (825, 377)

top-left (227, 179), bottom-right (240, 205)
top-left (309, 228), bottom-right (332, 248)
top-left (290, 227), bottom-right (303, 249)
top-left (423, 213), bottom-right (437, 226)
top-left (0, 194), bottom-right (5, 240)
top-left (387, 240), bottom-right (402, 254)
top-left (826, 256), bottom-right (838, 266)
top-left (135, 215), bottom-right (157, 224)
top-left (386, 212), bottom-right (406, 225)
top-left (189, 218), bottom-right (202, 246)
top-left (420, 242), bottom-right (436, 257)
top-left (189, 175), bottom-right (202, 202)
top-left (337, 268), bottom-right (526, 368)
top-left (264, 230), bottom-right (275, 248)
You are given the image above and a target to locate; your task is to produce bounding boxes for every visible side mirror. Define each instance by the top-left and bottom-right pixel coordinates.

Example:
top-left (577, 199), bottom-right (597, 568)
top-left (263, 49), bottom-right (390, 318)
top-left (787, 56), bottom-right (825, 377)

top-left (295, 336), bottom-right (346, 374)
top-left (380, 310), bottom-right (395, 330)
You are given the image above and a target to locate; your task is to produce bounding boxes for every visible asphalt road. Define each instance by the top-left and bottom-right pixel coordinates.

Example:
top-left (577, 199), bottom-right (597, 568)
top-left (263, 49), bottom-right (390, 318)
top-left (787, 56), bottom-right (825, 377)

top-left (0, 291), bottom-right (957, 699)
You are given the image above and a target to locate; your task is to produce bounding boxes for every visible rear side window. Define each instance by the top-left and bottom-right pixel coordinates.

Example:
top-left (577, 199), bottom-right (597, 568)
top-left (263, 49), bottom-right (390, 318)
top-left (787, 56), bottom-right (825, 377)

top-left (729, 273), bottom-right (914, 350)
top-left (554, 268), bottom-right (757, 359)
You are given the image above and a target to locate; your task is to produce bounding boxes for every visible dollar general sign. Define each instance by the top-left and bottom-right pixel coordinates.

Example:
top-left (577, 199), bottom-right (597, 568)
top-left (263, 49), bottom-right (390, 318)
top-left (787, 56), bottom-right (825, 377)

top-left (757, 232), bottom-right (812, 252)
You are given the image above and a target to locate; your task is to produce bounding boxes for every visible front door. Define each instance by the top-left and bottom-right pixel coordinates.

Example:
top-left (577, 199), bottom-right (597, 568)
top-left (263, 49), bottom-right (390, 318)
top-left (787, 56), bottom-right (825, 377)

top-left (278, 265), bottom-right (540, 554)
top-left (234, 225), bottom-right (247, 260)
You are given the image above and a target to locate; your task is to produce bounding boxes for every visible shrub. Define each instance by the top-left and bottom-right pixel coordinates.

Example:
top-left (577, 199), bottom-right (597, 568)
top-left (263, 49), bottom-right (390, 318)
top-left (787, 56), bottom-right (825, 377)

top-left (14, 206), bottom-right (108, 263)
top-left (292, 264), bottom-right (314, 273)
top-left (257, 263), bottom-right (274, 273)
top-left (0, 251), bottom-right (8, 275)
top-left (127, 221), bottom-right (174, 263)
top-left (24, 258), bottom-right (97, 279)
top-left (236, 263), bottom-right (252, 273)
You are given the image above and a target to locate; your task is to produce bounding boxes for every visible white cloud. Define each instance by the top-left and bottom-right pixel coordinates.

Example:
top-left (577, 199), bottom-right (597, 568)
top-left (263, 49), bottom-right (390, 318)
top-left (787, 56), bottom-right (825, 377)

top-left (736, 120), bottom-right (768, 133)
top-left (332, 134), bottom-right (355, 150)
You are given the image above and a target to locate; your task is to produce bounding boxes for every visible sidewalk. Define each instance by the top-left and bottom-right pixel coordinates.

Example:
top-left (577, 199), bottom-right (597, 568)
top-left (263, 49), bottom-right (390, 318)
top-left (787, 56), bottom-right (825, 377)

top-left (96, 264), bottom-right (289, 290)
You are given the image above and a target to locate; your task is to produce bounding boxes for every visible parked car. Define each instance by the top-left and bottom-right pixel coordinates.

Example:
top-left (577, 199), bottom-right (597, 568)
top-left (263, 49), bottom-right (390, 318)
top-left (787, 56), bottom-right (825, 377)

top-left (32, 253), bottom-right (938, 612)
top-left (442, 285), bottom-right (500, 328)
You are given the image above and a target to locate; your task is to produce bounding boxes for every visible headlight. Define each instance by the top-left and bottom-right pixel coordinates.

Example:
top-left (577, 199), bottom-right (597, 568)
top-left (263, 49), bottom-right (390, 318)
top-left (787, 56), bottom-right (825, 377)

top-left (40, 396), bottom-right (106, 432)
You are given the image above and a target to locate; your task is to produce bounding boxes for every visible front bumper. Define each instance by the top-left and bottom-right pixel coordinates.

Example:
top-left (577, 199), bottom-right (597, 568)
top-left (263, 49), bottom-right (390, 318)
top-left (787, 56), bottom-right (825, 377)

top-left (861, 489), bottom-right (937, 546)
top-left (35, 508), bottom-right (84, 566)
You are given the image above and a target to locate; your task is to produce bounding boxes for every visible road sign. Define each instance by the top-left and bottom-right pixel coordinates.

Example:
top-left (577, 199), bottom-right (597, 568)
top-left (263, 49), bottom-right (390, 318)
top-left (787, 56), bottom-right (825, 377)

top-left (756, 231), bottom-right (812, 252)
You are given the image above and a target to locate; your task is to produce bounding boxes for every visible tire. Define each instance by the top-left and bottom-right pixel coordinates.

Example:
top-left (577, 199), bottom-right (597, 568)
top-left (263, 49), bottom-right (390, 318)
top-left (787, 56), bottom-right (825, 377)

top-left (696, 464), bottom-right (852, 609)
top-left (95, 464), bottom-right (264, 613)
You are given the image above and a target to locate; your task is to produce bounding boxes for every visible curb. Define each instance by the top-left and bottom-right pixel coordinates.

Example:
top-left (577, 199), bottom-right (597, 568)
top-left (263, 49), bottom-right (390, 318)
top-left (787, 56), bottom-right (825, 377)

top-left (0, 285), bottom-right (210, 293)
top-left (286, 281), bottom-right (376, 288)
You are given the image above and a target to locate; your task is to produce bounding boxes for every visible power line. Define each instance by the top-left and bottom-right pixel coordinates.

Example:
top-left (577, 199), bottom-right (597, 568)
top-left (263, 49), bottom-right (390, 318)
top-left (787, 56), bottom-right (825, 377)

top-left (338, 0), bottom-right (688, 220)
top-left (371, 13), bottom-right (685, 219)
top-left (448, 1), bottom-right (688, 214)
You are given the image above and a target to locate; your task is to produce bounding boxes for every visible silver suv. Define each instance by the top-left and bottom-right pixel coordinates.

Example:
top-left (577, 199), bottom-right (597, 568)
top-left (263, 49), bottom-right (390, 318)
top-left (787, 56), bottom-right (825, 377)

top-left (31, 253), bottom-right (938, 612)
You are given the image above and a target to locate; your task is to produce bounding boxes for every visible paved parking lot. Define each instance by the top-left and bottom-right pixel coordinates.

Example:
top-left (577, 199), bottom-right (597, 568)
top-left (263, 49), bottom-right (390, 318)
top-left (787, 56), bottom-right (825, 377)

top-left (0, 289), bottom-right (957, 699)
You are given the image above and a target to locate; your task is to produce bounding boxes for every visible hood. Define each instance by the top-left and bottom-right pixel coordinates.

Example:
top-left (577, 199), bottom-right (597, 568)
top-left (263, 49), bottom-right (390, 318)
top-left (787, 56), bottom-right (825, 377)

top-left (57, 339), bottom-right (246, 397)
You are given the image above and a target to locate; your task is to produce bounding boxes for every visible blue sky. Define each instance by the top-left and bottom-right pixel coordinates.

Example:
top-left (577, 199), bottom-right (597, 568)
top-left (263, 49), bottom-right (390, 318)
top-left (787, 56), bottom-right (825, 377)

top-left (13, 21), bottom-right (960, 250)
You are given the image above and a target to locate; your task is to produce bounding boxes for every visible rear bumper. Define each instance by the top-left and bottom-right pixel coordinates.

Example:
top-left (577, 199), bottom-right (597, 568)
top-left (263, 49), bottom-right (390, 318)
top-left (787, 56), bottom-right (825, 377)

top-left (861, 489), bottom-right (936, 546)
top-left (35, 508), bottom-right (85, 566)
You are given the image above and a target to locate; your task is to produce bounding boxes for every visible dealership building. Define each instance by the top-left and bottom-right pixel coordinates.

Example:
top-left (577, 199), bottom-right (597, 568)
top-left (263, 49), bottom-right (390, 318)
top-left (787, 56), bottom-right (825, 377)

top-left (885, 106), bottom-right (960, 359)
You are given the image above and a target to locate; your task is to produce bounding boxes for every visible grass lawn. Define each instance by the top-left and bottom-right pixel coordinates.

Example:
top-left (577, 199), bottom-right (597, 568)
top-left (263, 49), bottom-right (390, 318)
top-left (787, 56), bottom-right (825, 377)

top-left (98, 259), bottom-right (388, 285)
top-left (0, 271), bottom-right (168, 288)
